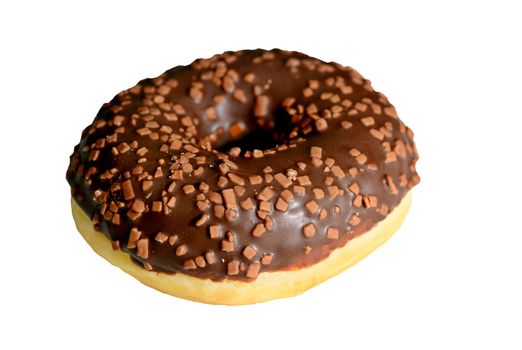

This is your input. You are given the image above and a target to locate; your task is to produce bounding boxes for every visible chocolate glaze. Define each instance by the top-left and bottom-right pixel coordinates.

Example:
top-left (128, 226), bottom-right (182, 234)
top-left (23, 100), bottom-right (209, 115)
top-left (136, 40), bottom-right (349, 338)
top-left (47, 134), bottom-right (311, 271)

top-left (67, 49), bottom-right (419, 281)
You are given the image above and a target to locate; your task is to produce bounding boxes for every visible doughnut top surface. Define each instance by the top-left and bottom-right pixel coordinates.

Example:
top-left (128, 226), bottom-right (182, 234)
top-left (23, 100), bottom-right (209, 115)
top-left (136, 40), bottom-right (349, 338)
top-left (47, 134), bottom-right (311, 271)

top-left (67, 49), bottom-right (419, 281)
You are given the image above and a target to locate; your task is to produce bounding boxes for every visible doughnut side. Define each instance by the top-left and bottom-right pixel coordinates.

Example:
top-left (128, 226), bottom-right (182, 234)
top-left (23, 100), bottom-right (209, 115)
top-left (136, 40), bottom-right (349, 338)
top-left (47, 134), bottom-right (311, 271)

top-left (72, 192), bottom-right (411, 305)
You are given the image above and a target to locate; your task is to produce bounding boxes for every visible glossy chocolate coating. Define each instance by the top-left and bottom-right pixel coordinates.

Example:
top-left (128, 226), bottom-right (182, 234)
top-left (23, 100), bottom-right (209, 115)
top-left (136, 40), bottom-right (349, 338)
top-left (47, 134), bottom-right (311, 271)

top-left (67, 49), bottom-right (419, 281)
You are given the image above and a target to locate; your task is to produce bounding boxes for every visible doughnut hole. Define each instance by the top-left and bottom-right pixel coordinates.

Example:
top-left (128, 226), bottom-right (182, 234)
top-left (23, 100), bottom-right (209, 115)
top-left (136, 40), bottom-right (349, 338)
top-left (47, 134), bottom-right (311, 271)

top-left (215, 107), bottom-right (309, 155)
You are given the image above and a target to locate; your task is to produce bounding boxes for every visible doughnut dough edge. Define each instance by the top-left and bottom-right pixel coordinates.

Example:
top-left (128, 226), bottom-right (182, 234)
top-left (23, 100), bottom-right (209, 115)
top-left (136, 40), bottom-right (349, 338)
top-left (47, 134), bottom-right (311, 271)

top-left (71, 191), bottom-right (411, 305)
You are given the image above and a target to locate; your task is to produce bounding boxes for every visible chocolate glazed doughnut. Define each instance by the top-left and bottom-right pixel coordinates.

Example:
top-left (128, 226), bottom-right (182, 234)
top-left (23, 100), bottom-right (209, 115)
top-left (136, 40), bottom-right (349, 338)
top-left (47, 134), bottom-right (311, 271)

top-left (67, 49), bottom-right (420, 304)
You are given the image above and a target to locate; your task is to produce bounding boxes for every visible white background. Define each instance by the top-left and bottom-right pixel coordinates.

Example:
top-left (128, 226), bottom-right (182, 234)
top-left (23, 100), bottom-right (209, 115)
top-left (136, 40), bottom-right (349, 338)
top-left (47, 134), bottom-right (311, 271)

top-left (1, 1), bottom-right (521, 349)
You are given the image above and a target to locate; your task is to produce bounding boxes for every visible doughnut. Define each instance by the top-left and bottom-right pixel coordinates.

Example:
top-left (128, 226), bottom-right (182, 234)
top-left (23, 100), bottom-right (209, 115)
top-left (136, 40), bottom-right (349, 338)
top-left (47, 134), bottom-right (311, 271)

top-left (67, 49), bottom-right (420, 305)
